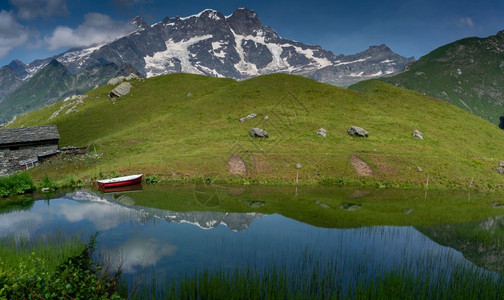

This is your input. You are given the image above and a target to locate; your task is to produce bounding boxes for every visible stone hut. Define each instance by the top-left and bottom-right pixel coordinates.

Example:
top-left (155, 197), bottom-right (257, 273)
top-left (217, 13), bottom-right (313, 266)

top-left (0, 125), bottom-right (60, 176)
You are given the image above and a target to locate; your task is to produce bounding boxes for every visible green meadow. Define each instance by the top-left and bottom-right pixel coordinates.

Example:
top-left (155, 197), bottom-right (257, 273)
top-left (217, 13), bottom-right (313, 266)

top-left (7, 73), bottom-right (504, 190)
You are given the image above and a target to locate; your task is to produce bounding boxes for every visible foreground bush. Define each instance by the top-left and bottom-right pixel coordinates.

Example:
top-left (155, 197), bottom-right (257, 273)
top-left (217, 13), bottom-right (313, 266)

top-left (0, 172), bottom-right (35, 198)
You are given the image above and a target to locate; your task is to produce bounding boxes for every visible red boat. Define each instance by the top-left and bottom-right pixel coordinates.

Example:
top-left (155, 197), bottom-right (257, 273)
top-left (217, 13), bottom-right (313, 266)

top-left (97, 174), bottom-right (143, 189)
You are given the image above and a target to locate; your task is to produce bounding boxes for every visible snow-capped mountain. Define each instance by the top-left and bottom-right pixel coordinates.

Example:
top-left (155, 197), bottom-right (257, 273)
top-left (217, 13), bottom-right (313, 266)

top-left (0, 8), bottom-right (414, 123)
top-left (33, 8), bottom-right (413, 86)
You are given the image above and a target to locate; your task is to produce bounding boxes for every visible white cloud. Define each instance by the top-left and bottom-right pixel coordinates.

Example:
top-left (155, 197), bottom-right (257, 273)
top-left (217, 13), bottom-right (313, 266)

top-left (0, 10), bottom-right (28, 58)
top-left (101, 237), bottom-right (177, 273)
top-left (9, 0), bottom-right (68, 20)
top-left (45, 13), bottom-right (137, 50)
top-left (458, 17), bottom-right (475, 28)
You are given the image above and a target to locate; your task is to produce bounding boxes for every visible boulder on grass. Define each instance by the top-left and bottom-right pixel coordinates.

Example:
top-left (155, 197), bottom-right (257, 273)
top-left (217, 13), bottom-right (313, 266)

top-left (316, 128), bottom-right (327, 137)
top-left (249, 128), bottom-right (269, 138)
top-left (347, 126), bottom-right (369, 137)
top-left (109, 82), bottom-right (132, 98)
top-left (412, 129), bottom-right (424, 140)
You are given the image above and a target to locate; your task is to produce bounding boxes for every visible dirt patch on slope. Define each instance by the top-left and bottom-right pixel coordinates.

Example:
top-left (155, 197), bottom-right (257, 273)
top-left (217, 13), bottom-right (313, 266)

top-left (228, 155), bottom-right (247, 175)
top-left (350, 155), bottom-right (374, 176)
top-left (251, 154), bottom-right (273, 175)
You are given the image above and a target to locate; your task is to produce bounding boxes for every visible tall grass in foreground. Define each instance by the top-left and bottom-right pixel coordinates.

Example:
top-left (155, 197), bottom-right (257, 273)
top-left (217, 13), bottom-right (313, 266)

top-left (126, 258), bottom-right (504, 299)
top-left (0, 234), bottom-right (122, 299)
top-left (0, 231), bottom-right (84, 271)
top-left (0, 172), bottom-right (35, 197)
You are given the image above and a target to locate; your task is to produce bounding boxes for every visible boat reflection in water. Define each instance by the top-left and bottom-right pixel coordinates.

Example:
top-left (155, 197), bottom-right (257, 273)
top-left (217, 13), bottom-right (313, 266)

top-left (99, 183), bottom-right (143, 194)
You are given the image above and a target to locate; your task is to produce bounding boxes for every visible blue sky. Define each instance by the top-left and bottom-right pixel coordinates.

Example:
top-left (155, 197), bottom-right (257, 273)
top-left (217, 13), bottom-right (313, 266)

top-left (0, 0), bottom-right (502, 66)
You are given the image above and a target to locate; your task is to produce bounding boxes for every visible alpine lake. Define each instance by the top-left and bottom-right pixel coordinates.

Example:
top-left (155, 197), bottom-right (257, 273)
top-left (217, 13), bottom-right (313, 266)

top-left (3, 183), bottom-right (504, 298)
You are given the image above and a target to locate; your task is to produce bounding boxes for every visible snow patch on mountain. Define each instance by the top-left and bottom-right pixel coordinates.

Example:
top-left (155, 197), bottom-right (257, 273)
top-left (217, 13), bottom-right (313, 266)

top-left (144, 35), bottom-right (213, 77)
top-left (334, 57), bottom-right (371, 66)
top-left (25, 63), bottom-right (48, 80)
top-left (232, 29), bottom-right (261, 76)
top-left (349, 71), bottom-right (364, 77)
top-left (288, 45), bottom-right (332, 69)
top-left (211, 41), bottom-right (226, 58)
top-left (196, 63), bottom-right (225, 77)
top-left (59, 45), bottom-right (103, 67)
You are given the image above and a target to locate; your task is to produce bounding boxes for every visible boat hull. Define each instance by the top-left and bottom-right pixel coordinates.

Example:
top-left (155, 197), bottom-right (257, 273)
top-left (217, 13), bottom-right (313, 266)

top-left (97, 174), bottom-right (143, 189)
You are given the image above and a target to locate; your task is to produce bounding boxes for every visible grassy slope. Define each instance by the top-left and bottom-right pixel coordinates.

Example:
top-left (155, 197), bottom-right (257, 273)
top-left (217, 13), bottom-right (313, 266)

top-left (378, 32), bottom-right (504, 122)
top-left (8, 73), bottom-right (504, 189)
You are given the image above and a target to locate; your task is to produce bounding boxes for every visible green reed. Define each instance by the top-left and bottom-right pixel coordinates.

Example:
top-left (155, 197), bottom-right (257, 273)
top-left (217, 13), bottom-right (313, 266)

top-left (0, 231), bottom-right (85, 272)
top-left (125, 252), bottom-right (504, 300)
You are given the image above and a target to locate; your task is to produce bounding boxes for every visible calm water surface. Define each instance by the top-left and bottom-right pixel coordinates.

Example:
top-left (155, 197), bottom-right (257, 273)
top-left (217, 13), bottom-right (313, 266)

top-left (2, 185), bottom-right (503, 294)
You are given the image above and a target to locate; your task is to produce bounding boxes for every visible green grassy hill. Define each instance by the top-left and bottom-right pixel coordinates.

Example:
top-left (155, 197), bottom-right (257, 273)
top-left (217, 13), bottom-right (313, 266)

top-left (7, 73), bottom-right (504, 189)
top-left (378, 30), bottom-right (504, 123)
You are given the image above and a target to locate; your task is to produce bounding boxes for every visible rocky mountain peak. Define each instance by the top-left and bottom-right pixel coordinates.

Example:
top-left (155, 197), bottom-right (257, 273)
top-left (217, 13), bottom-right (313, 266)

top-left (7, 60), bottom-right (27, 78)
top-left (226, 8), bottom-right (262, 36)
top-left (131, 16), bottom-right (149, 30)
top-left (365, 44), bottom-right (392, 54)
top-left (8, 59), bottom-right (25, 68)
top-left (48, 59), bottom-right (63, 68)
top-left (198, 9), bottom-right (226, 21)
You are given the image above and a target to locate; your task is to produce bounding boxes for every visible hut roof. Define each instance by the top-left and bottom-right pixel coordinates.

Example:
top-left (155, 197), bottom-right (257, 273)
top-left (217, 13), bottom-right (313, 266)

top-left (0, 125), bottom-right (60, 147)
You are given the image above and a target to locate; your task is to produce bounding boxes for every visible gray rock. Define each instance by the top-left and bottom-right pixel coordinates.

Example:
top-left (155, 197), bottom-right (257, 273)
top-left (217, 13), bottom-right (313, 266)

top-left (295, 163), bottom-right (303, 169)
top-left (412, 129), bottom-right (424, 140)
top-left (499, 161), bottom-right (504, 167)
top-left (239, 113), bottom-right (257, 122)
top-left (249, 128), bottom-right (269, 138)
top-left (264, 115), bottom-right (269, 120)
top-left (125, 73), bottom-right (139, 81)
top-left (347, 126), bottom-right (369, 137)
top-left (497, 167), bottom-right (504, 174)
top-left (246, 113), bottom-right (257, 119)
top-left (417, 166), bottom-right (423, 172)
top-left (109, 82), bottom-right (132, 98)
top-left (316, 128), bottom-right (327, 137)
top-left (187, 92), bottom-right (192, 98)
top-left (107, 76), bottom-right (125, 85)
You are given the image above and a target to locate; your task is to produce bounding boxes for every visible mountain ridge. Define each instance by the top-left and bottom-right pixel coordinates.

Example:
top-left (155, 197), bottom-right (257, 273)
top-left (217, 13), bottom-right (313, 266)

top-left (0, 7), bottom-right (414, 123)
top-left (378, 30), bottom-right (504, 122)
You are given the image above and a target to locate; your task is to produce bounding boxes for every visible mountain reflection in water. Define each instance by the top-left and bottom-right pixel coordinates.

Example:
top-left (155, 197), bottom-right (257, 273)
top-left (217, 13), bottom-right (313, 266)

top-left (1, 187), bottom-right (503, 285)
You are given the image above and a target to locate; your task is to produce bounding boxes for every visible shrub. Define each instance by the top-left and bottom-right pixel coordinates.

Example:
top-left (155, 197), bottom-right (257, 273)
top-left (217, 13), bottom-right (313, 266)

top-left (0, 172), bottom-right (35, 198)
top-left (145, 175), bottom-right (159, 184)
top-left (40, 174), bottom-right (59, 190)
